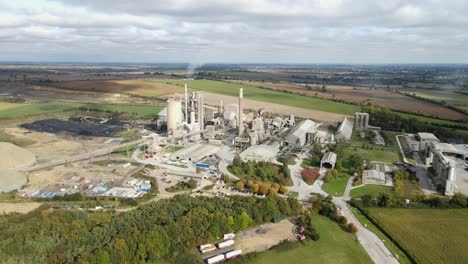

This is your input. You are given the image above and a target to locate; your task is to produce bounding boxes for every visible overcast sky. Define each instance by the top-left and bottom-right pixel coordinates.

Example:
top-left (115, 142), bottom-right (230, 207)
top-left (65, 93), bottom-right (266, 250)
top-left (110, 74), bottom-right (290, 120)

top-left (1, 0), bottom-right (467, 64)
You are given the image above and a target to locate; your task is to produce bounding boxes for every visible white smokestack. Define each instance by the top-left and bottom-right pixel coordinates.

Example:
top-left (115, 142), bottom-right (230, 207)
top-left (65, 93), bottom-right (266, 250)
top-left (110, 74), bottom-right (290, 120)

top-left (184, 83), bottom-right (188, 123)
top-left (239, 88), bottom-right (243, 136)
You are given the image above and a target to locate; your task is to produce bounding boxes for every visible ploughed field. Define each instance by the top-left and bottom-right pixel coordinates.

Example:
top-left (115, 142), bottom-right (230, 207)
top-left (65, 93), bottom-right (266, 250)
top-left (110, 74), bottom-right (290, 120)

top-left (52, 79), bottom-right (184, 97)
top-left (366, 208), bottom-right (468, 264)
top-left (231, 80), bottom-right (466, 121)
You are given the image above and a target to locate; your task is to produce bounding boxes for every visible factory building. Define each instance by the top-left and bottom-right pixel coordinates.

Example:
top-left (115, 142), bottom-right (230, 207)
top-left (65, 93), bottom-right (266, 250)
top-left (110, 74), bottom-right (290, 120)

top-left (239, 141), bottom-right (280, 162)
top-left (430, 150), bottom-right (457, 196)
top-left (354, 112), bottom-right (369, 131)
top-left (170, 143), bottom-right (220, 163)
top-left (362, 169), bottom-right (386, 185)
top-left (166, 96), bottom-right (184, 132)
top-left (335, 118), bottom-right (353, 141)
top-left (284, 120), bottom-right (318, 146)
top-left (417, 132), bottom-right (440, 152)
top-left (320, 151), bottom-right (337, 169)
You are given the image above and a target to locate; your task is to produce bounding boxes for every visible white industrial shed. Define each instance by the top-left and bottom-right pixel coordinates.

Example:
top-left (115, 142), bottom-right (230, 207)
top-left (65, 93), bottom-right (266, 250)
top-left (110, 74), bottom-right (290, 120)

top-left (362, 169), bottom-right (386, 185)
top-left (320, 152), bottom-right (337, 169)
top-left (239, 142), bottom-right (280, 162)
top-left (170, 143), bottom-right (220, 162)
top-left (335, 118), bottom-right (353, 141)
top-left (284, 120), bottom-right (318, 146)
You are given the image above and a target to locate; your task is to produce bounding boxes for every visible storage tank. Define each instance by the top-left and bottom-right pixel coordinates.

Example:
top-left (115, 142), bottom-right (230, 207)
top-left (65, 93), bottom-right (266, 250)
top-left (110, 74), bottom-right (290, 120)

top-left (217, 239), bottom-right (234, 249)
top-left (167, 97), bottom-right (183, 132)
top-left (207, 254), bottom-right (225, 264)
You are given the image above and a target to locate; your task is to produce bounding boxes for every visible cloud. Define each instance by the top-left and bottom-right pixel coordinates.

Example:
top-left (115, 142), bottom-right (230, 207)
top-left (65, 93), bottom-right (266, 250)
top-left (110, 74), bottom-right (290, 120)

top-left (0, 0), bottom-right (467, 63)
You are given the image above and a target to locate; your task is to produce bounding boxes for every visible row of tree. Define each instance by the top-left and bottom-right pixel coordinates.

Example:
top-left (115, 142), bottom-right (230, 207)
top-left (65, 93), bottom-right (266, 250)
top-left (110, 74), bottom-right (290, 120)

top-left (235, 180), bottom-right (288, 196)
top-left (229, 157), bottom-right (292, 186)
top-left (0, 195), bottom-right (302, 264)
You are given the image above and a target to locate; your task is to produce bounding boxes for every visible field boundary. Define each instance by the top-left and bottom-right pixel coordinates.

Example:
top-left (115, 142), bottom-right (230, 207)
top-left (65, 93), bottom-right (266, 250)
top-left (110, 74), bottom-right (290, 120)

top-left (351, 205), bottom-right (417, 264)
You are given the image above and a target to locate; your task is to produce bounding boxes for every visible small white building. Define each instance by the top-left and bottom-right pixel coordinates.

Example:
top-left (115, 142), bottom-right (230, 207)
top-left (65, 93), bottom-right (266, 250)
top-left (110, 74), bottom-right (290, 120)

top-left (320, 152), bottom-right (337, 169)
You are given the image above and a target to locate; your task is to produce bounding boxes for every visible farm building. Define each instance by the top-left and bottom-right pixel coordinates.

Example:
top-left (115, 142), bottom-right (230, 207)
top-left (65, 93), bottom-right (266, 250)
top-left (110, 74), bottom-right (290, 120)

top-left (284, 119), bottom-right (318, 146)
top-left (335, 118), bottom-right (353, 141)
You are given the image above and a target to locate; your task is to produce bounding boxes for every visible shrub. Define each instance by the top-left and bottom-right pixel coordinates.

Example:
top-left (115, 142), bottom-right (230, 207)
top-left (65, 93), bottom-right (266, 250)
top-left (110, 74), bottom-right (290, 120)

top-left (348, 223), bottom-right (358, 234)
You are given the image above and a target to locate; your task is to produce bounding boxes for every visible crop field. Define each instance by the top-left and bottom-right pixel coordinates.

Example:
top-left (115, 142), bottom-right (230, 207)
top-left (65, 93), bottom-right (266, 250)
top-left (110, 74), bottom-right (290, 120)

top-left (406, 90), bottom-right (468, 108)
top-left (0, 102), bottom-right (163, 119)
top-left (0, 102), bottom-right (81, 119)
top-left (230, 80), bottom-right (465, 120)
top-left (155, 79), bottom-right (360, 116)
top-left (366, 208), bottom-right (468, 264)
top-left (242, 215), bottom-right (372, 264)
top-left (56, 79), bottom-right (184, 97)
top-left (350, 185), bottom-right (393, 198)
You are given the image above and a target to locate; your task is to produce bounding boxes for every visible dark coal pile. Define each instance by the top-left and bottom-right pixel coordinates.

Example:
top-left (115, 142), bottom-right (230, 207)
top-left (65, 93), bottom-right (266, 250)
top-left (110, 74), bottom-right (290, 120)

top-left (21, 118), bottom-right (123, 136)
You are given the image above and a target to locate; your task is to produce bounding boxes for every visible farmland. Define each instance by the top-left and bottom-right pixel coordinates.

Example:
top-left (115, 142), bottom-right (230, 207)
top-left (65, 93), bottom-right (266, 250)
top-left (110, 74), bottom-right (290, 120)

top-left (231, 80), bottom-right (466, 121)
top-left (54, 79), bottom-right (184, 97)
top-left (366, 208), bottom-right (468, 264)
top-left (155, 79), bottom-right (360, 116)
top-left (406, 90), bottom-right (468, 110)
top-left (240, 215), bottom-right (372, 264)
top-left (0, 101), bottom-right (163, 119)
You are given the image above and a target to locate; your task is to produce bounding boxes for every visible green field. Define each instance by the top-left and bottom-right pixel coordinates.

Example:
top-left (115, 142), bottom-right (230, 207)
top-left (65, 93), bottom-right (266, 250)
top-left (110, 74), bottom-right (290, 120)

top-left (342, 147), bottom-right (401, 167)
top-left (350, 185), bottom-right (394, 198)
top-left (243, 215), bottom-right (372, 264)
top-left (350, 207), bottom-right (410, 264)
top-left (0, 102), bottom-right (163, 119)
top-left (366, 208), bottom-right (468, 264)
top-left (322, 175), bottom-right (350, 197)
top-left (155, 79), bottom-right (360, 115)
top-left (409, 91), bottom-right (468, 107)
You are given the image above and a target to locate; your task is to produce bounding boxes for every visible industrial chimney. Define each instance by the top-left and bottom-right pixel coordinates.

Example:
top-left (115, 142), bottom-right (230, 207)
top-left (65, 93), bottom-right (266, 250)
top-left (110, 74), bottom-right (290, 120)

top-left (184, 83), bottom-right (188, 123)
top-left (238, 88), bottom-right (243, 136)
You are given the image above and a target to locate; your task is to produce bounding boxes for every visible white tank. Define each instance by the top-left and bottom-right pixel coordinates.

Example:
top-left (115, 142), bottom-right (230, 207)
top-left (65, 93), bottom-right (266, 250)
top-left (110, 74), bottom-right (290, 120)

top-left (167, 97), bottom-right (183, 132)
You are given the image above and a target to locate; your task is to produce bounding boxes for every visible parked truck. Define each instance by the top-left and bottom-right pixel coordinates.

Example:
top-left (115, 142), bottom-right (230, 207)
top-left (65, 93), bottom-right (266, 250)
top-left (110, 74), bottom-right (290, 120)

top-left (206, 254), bottom-right (225, 264)
top-left (217, 239), bottom-right (234, 249)
top-left (199, 244), bottom-right (216, 254)
top-left (225, 249), bottom-right (242, 259)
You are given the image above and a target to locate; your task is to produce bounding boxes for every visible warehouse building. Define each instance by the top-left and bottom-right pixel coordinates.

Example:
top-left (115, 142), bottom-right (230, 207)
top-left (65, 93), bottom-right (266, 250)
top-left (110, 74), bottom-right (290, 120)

top-left (284, 120), bottom-right (318, 146)
top-left (170, 143), bottom-right (220, 162)
top-left (362, 169), bottom-right (387, 185)
top-left (239, 141), bottom-right (280, 162)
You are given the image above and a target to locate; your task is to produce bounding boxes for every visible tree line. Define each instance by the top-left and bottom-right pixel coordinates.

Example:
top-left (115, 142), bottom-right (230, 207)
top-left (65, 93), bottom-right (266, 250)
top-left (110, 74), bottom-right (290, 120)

top-left (0, 194), bottom-right (302, 264)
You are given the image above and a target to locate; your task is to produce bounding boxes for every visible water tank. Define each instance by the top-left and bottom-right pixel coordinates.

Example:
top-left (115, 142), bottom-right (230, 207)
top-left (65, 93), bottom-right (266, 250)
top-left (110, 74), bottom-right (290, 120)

top-left (167, 97), bottom-right (183, 132)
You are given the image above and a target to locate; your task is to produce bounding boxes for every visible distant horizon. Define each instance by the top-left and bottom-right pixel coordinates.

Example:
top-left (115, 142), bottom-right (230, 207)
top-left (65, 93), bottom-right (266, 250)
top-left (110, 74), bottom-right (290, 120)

top-left (1, 61), bottom-right (468, 67)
